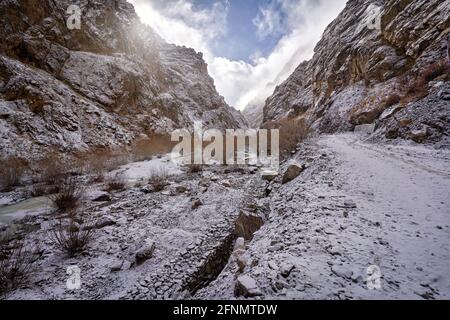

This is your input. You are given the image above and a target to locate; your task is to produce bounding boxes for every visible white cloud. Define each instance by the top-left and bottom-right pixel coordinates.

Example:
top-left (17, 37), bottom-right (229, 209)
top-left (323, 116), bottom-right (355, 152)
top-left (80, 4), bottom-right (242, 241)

top-left (127, 0), bottom-right (347, 110)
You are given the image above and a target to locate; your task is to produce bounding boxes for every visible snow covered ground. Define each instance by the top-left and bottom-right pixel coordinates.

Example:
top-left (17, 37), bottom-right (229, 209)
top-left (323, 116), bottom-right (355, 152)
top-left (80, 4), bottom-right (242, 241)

top-left (2, 134), bottom-right (449, 300)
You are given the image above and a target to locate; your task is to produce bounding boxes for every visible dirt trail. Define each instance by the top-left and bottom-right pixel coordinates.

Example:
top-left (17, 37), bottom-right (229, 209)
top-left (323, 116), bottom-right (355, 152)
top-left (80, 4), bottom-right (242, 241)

top-left (320, 134), bottom-right (450, 299)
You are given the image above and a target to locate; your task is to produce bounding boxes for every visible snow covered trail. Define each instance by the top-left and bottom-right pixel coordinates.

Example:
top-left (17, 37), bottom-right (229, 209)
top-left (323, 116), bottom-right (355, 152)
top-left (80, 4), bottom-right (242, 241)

top-left (319, 134), bottom-right (450, 299)
top-left (197, 134), bottom-right (450, 300)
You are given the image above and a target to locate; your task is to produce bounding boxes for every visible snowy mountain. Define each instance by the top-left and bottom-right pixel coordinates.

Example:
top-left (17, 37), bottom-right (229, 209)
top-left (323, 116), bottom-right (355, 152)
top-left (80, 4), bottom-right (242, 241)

top-left (262, 0), bottom-right (449, 146)
top-left (0, 0), bottom-right (246, 160)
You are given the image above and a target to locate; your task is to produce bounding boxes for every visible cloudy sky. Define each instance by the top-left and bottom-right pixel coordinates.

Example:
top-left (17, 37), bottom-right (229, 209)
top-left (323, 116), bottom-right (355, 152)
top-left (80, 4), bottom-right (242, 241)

top-left (127, 0), bottom-right (347, 110)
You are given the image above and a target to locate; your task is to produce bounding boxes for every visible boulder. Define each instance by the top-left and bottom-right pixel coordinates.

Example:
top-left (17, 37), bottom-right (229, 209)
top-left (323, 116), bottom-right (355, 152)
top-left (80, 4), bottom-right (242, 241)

top-left (235, 275), bottom-right (262, 297)
top-left (175, 185), bottom-right (187, 194)
top-left (261, 170), bottom-right (278, 181)
top-left (92, 193), bottom-right (112, 202)
top-left (282, 163), bottom-right (305, 184)
top-left (0, 222), bottom-right (8, 232)
top-left (191, 199), bottom-right (203, 210)
top-left (135, 241), bottom-right (156, 264)
top-left (95, 217), bottom-right (116, 229)
top-left (280, 262), bottom-right (295, 277)
top-left (410, 126), bottom-right (428, 143)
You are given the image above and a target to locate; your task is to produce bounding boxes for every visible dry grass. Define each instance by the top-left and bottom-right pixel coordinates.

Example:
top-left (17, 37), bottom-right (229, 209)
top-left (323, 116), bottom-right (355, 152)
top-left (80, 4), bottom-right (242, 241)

top-left (130, 135), bottom-right (175, 162)
top-left (49, 213), bottom-right (92, 257)
top-left (105, 173), bottom-right (127, 192)
top-left (0, 235), bottom-right (40, 297)
top-left (187, 164), bottom-right (203, 173)
top-left (148, 168), bottom-right (169, 192)
top-left (263, 118), bottom-right (310, 159)
top-left (0, 157), bottom-right (27, 192)
top-left (49, 176), bottom-right (83, 212)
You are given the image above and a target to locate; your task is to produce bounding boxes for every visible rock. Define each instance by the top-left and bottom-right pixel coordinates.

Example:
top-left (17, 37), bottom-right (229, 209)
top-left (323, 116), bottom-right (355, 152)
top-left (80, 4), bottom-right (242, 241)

top-left (280, 262), bottom-right (295, 277)
top-left (410, 126), bottom-right (429, 143)
top-left (261, 170), bottom-right (278, 181)
top-left (267, 244), bottom-right (283, 252)
top-left (95, 217), bottom-right (116, 229)
top-left (235, 275), bottom-right (262, 297)
top-left (221, 180), bottom-right (231, 187)
top-left (234, 237), bottom-right (246, 251)
top-left (175, 185), bottom-right (187, 194)
top-left (236, 256), bottom-right (248, 272)
top-left (262, 0), bottom-right (446, 142)
top-left (235, 211), bottom-right (264, 241)
top-left (282, 162), bottom-right (305, 184)
top-left (354, 123), bottom-right (376, 134)
top-left (0, 222), bottom-right (8, 232)
top-left (111, 260), bottom-right (124, 272)
top-left (135, 241), bottom-right (156, 264)
top-left (92, 193), bottom-right (111, 202)
top-left (191, 199), bottom-right (203, 210)
top-left (331, 265), bottom-right (353, 279)
top-left (399, 118), bottom-right (413, 127)
top-left (0, 0), bottom-right (246, 162)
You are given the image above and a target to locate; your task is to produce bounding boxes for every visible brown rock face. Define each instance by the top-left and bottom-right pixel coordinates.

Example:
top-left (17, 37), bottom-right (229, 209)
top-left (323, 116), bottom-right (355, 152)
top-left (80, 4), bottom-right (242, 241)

top-left (263, 0), bottom-right (449, 145)
top-left (0, 0), bottom-right (246, 160)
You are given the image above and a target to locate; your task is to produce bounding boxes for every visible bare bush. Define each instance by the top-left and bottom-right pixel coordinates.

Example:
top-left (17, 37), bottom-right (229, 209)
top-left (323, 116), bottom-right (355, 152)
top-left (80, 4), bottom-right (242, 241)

top-left (49, 214), bottom-right (92, 257)
top-left (187, 164), bottom-right (203, 173)
top-left (131, 135), bottom-right (175, 162)
top-left (0, 235), bottom-right (40, 297)
top-left (264, 118), bottom-right (310, 159)
top-left (49, 177), bottom-right (83, 212)
top-left (105, 173), bottom-right (127, 192)
top-left (0, 157), bottom-right (27, 192)
top-left (149, 168), bottom-right (168, 192)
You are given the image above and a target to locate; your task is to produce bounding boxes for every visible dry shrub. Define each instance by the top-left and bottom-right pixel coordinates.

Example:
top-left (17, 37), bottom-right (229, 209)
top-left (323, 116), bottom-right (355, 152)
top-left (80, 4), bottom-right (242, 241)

top-left (0, 157), bottom-right (27, 192)
top-left (149, 168), bottom-right (168, 192)
top-left (0, 235), bottom-right (40, 297)
top-left (49, 176), bottom-right (83, 212)
top-left (187, 164), bottom-right (203, 173)
top-left (130, 135), bottom-right (174, 162)
top-left (105, 173), bottom-right (127, 192)
top-left (29, 183), bottom-right (60, 198)
top-left (264, 118), bottom-right (310, 159)
top-left (34, 153), bottom-right (68, 185)
top-left (49, 213), bottom-right (92, 257)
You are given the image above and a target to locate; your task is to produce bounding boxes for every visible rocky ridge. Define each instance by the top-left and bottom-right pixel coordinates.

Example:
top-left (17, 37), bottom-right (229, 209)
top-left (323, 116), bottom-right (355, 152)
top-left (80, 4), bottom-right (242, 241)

top-left (262, 0), bottom-right (449, 146)
top-left (0, 0), bottom-right (246, 160)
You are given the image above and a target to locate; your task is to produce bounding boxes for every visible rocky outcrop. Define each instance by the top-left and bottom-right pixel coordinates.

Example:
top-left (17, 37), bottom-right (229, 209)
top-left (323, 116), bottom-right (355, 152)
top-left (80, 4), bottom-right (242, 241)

top-left (263, 0), bottom-right (449, 145)
top-left (0, 0), bottom-right (246, 160)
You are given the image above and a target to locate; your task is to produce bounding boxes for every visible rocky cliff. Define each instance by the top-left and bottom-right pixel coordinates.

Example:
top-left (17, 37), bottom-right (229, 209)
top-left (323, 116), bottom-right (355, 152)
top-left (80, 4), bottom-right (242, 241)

top-left (0, 0), bottom-right (246, 160)
top-left (263, 0), bottom-right (450, 146)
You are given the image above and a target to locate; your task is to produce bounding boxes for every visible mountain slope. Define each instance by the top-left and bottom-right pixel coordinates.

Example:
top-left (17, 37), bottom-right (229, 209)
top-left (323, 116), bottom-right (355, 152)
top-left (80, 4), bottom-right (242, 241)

top-left (0, 0), bottom-right (246, 160)
top-left (263, 0), bottom-right (449, 146)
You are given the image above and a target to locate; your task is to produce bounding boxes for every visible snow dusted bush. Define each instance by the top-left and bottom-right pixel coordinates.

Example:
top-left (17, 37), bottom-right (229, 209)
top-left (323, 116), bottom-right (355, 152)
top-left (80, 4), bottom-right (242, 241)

top-left (49, 213), bottom-right (92, 257)
top-left (105, 173), bottom-right (127, 192)
top-left (49, 176), bottom-right (83, 212)
top-left (264, 118), bottom-right (310, 159)
top-left (149, 168), bottom-right (169, 192)
top-left (0, 234), bottom-right (40, 297)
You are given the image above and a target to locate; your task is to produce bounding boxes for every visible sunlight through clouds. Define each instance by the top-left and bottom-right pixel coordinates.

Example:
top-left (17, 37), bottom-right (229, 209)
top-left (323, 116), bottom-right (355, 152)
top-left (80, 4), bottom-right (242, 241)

top-left (127, 0), bottom-right (347, 110)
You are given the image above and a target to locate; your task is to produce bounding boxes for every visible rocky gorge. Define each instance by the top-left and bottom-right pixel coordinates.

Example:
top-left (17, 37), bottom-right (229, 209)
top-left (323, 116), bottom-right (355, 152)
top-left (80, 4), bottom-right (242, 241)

top-left (0, 0), bottom-right (449, 301)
